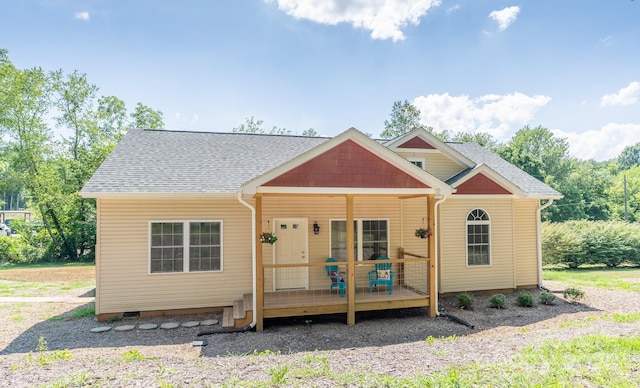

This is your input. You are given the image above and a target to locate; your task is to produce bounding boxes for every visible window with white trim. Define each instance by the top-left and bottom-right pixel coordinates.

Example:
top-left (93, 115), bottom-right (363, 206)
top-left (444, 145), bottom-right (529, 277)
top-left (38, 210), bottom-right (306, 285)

top-left (150, 221), bottom-right (222, 273)
top-left (466, 209), bottom-right (490, 266)
top-left (330, 219), bottom-right (388, 261)
top-left (407, 157), bottom-right (426, 170)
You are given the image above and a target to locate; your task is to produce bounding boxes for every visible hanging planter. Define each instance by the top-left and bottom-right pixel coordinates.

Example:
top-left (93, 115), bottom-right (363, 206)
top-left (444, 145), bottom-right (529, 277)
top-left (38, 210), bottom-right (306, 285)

top-left (414, 227), bottom-right (432, 239)
top-left (260, 232), bottom-right (278, 244)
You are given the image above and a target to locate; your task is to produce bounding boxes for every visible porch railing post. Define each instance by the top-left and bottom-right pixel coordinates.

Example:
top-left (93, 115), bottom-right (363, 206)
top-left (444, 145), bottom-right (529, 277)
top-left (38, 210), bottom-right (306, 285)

top-left (256, 195), bottom-right (264, 331)
top-left (346, 194), bottom-right (356, 326)
top-left (428, 194), bottom-right (437, 317)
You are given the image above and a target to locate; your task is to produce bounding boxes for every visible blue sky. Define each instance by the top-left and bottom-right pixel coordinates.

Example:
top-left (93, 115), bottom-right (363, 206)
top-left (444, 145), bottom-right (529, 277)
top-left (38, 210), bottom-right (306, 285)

top-left (1, 1), bottom-right (639, 161)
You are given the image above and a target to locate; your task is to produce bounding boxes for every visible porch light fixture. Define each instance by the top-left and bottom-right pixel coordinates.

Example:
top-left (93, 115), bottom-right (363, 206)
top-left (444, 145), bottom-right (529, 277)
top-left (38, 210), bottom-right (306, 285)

top-left (313, 221), bottom-right (320, 235)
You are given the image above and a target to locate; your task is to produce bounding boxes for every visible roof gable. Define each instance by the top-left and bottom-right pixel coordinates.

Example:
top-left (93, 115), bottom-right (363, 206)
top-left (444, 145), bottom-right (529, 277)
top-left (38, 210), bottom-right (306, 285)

top-left (397, 136), bottom-right (436, 149)
top-left (385, 128), bottom-right (475, 168)
top-left (454, 173), bottom-right (513, 195)
top-left (243, 128), bottom-right (453, 195)
top-left (264, 139), bottom-right (430, 189)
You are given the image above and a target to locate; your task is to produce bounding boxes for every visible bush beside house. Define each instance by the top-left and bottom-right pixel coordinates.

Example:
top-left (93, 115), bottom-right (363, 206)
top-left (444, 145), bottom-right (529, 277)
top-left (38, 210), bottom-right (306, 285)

top-left (542, 221), bottom-right (640, 268)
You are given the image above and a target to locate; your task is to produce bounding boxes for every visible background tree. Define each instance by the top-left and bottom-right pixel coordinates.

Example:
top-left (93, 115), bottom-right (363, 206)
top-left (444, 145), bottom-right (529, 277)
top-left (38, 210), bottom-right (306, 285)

top-left (130, 102), bottom-right (163, 129)
top-left (380, 100), bottom-right (422, 139)
top-left (617, 142), bottom-right (640, 171)
top-left (302, 128), bottom-right (318, 136)
top-left (499, 126), bottom-right (575, 221)
top-left (452, 131), bottom-right (499, 150)
top-left (232, 116), bottom-right (294, 135)
top-left (607, 166), bottom-right (640, 222)
top-left (0, 49), bottom-right (164, 262)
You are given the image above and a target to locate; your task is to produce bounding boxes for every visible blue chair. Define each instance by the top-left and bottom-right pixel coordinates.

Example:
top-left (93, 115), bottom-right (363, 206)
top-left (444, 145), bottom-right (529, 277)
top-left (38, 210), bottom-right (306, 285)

top-left (325, 258), bottom-right (346, 297)
top-left (368, 256), bottom-right (395, 294)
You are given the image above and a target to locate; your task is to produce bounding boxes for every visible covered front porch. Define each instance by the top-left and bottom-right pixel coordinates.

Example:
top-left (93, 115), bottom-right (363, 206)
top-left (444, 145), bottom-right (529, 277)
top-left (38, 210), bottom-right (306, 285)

top-left (249, 193), bottom-right (437, 331)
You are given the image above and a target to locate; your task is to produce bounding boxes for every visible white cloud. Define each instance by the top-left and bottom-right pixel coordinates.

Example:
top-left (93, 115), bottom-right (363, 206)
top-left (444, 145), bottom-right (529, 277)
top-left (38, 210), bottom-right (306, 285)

top-left (267, 0), bottom-right (442, 41)
top-left (600, 81), bottom-right (640, 106)
top-left (75, 11), bottom-right (90, 21)
top-left (489, 6), bottom-right (520, 31)
top-left (190, 114), bottom-right (199, 125)
top-left (412, 92), bottom-right (551, 139)
top-left (554, 123), bottom-right (640, 161)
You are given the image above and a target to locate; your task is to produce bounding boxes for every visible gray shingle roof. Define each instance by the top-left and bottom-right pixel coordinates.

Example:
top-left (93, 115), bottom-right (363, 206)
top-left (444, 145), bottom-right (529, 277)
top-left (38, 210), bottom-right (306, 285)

top-left (447, 142), bottom-right (562, 198)
top-left (81, 129), bottom-right (330, 195)
top-left (81, 129), bottom-right (560, 199)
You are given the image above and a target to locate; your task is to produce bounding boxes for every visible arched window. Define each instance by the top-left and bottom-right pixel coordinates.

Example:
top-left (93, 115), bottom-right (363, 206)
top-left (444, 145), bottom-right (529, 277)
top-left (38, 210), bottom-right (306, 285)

top-left (466, 209), bottom-right (490, 266)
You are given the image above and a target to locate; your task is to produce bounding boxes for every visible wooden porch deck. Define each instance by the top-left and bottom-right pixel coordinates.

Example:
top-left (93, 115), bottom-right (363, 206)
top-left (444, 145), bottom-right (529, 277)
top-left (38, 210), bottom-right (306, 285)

top-left (262, 285), bottom-right (429, 319)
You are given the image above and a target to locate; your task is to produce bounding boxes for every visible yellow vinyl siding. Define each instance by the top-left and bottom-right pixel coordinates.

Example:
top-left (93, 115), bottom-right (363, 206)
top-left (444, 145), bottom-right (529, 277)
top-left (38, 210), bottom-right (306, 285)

top-left (514, 200), bottom-right (540, 287)
top-left (396, 151), bottom-right (467, 181)
top-left (439, 198), bottom-right (516, 293)
top-left (96, 198), bottom-right (252, 314)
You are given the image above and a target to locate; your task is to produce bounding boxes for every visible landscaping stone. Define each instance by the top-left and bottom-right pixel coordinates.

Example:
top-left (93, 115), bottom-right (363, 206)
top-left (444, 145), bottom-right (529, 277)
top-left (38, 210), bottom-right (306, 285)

top-left (90, 326), bottom-right (112, 333)
top-left (181, 321), bottom-right (200, 328)
top-left (201, 319), bottom-right (219, 326)
top-left (160, 322), bottom-right (179, 330)
top-left (114, 324), bottom-right (136, 332)
top-left (138, 323), bottom-right (158, 330)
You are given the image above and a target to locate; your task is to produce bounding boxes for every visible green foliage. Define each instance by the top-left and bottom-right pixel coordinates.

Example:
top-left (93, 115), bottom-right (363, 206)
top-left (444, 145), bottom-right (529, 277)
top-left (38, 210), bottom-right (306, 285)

top-left (122, 349), bottom-right (146, 362)
top-left (516, 291), bottom-right (535, 307)
top-left (617, 142), bottom-right (640, 171)
top-left (543, 221), bottom-right (640, 268)
top-left (607, 166), bottom-right (640, 222)
top-left (457, 292), bottom-right (474, 309)
top-left (563, 287), bottom-right (585, 303)
top-left (130, 102), bottom-right (164, 129)
top-left (380, 100), bottom-right (421, 139)
top-left (539, 290), bottom-right (557, 305)
top-left (488, 293), bottom-right (507, 309)
top-left (25, 337), bottom-right (73, 366)
top-left (268, 364), bottom-right (289, 385)
top-left (232, 116), bottom-right (291, 135)
top-left (0, 49), bottom-right (163, 263)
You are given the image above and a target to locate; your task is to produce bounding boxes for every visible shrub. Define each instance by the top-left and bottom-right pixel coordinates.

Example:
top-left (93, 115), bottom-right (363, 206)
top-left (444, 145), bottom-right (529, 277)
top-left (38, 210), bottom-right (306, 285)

top-left (488, 293), bottom-right (507, 309)
top-left (543, 221), bottom-right (640, 268)
top-left (457, 292), bottom-right (474, 309)
top-left (542, 221), bottom-right (584, 268)
top-left (539, 290), bottom-right (557, 305)
top-left (563, 287), bottom-right (585, 303)
top-left (516, 291), bottom-right (535, 307)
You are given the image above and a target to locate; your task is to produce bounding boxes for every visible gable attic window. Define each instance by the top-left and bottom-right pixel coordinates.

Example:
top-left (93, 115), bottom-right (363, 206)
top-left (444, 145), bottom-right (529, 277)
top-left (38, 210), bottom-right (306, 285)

top-left (150, 221), bottom-right (222, 273)
top-left (407, 157), bottom-right (425, 170)
top-left (466, 209), bottom-right (490, 266)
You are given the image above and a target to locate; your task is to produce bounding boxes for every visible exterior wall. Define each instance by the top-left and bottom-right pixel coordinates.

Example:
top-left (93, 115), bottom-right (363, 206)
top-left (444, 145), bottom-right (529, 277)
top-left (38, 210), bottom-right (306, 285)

top-left (438, 197), bottom-right (517, 293)
top-left (396, 151), bottom-right (466, 181)
top-left (514, 199), bottom-right (540, 287)
top-left (260, 196), bottom-right (430, 291)
top-left (96, 198), bottom-right (252, 315)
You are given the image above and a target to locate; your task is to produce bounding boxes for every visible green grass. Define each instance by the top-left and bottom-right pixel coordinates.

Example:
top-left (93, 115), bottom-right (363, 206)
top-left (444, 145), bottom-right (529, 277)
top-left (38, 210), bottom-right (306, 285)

top-left (543, 267), bottom-right (640, 291)
top-left (0, 280), bottom-right (94, 297)
top-left (0, 262), bottom-right (94, 270)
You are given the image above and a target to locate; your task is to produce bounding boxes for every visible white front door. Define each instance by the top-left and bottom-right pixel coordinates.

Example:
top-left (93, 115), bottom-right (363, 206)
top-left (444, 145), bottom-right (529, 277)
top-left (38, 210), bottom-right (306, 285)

top-left (273, 218), bottom-right (308, 290)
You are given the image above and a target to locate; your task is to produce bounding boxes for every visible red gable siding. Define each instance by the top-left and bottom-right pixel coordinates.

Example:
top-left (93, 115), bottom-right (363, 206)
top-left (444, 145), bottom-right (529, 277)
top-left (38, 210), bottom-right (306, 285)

top-left (264, 140), bottom-right (430, 188)
top-left (455, 173), bottom-right (512, 195)
top-left (397, 136), bottom-right (436, 149)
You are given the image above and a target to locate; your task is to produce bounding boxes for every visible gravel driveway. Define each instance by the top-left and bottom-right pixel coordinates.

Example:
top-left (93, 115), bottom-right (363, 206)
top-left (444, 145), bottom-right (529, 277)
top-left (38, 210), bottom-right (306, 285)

top-left (1, 281), bottom-right (638, 386)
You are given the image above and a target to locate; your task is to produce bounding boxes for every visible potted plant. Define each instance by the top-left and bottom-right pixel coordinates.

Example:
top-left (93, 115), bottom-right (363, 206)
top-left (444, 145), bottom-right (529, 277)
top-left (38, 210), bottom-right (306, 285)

top-left (260, 232), bottom-right (278, 244)
top-left (414, 227), bottom-right (432, 239)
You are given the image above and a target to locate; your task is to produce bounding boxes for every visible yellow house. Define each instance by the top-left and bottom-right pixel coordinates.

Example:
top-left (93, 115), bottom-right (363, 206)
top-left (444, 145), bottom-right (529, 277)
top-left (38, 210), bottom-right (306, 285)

top-left (80, 127), bottom-right (561, 330)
